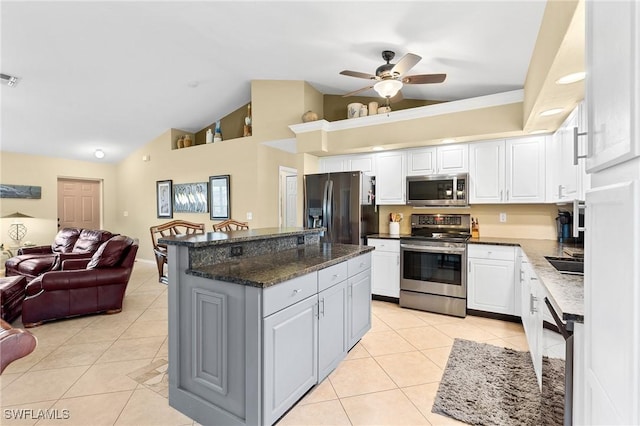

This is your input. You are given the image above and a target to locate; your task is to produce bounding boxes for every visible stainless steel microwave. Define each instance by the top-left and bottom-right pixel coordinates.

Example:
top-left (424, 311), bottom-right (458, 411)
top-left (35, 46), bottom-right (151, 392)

top-left (406, 173), bottom-right (468, 206)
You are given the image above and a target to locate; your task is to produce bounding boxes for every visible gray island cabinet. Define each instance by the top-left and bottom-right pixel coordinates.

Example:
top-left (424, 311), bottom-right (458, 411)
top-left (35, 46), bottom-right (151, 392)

top-left (159, 227), bottom-right (373, 426)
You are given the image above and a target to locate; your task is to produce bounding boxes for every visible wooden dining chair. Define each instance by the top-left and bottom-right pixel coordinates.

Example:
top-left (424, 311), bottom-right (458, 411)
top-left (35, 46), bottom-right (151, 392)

top-left (150, 220), bottom-right (205, 284)
top-left (212, 219), bottom-right (249, 232)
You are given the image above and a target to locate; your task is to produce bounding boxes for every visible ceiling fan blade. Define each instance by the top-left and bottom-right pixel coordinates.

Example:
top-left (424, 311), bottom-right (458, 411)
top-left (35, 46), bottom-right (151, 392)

top-left (391, 53), bottom-right (422, 76)
top-left (402, 73), bottom-right (447, 84)
top-left (342, 85), bottom-right (374, 97)
top-left (340, 70), bottom-right (377, 80)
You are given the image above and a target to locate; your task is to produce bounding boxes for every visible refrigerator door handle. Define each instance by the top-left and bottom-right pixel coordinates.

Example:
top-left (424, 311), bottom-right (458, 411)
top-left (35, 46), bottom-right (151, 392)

top-left (326, 180), bottom-right (334, 240)
top-left (322, 180), bottom-right (329, 229)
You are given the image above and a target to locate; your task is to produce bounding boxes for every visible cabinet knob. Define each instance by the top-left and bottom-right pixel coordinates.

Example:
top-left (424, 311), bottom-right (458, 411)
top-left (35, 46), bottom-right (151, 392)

top-left (292, 289), bottom-right (303, 295)
top-left (332, 274), bottom-right (339, 280)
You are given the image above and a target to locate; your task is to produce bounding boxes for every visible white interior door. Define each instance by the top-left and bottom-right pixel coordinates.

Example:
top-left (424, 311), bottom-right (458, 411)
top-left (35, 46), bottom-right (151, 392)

top-left (279, 167), bottom-right (297, 227)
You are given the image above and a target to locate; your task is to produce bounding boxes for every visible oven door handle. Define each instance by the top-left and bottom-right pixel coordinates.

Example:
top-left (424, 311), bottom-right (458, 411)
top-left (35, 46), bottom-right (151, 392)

top-left (400, 244), bottom-right (466, 254)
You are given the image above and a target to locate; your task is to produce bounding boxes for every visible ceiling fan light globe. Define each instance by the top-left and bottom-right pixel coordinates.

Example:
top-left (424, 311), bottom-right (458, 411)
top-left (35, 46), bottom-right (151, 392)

top-left (374, 80), bottom-right (403, 98)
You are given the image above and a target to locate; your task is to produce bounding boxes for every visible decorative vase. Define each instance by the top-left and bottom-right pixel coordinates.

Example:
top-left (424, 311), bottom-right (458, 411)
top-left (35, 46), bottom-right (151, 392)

top-left (359, 105), bottom-right (368, 117)
top-left (214, 121), bottom-right (222, 142)
top-left (368, 101), bottom-right (379, 115)
top-left (347, 103), bottom-right (363, 119)
top-left (183, 135), bottom-right (192, 147)
top-left (206, 129), bottom-right (213, 144)
top-left (302, 110), bottom-right (319, 123)
top-left (177, 136), bottom-right (184, 149)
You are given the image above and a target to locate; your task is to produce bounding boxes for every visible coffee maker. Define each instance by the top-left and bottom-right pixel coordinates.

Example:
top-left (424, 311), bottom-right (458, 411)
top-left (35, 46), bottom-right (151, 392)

top-left (556, 210), bottom-right (572, 243)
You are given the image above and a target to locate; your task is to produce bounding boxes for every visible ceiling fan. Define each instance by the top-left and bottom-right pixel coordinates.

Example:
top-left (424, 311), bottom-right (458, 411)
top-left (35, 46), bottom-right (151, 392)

top-left (340, 50), bottom-right (446, 101)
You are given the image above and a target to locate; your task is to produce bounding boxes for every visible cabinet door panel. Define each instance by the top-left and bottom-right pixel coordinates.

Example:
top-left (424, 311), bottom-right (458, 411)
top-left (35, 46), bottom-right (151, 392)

top-left (318, 281), bottom-right (347, 381)
top-left (263, 295), bottom-right (318, 425)
top-left (467, 258), bottom-right (515, 315)
top-left (437, 144), bottom-right (468, 173)
top-left (506, 137), bottom-right (546, 202)
top-left (376, 152), bottom-right (406, 205)
top-left (348, 270), bottom-right (372, 349)
top-left (586, 1), bottom-right (640, 173)
top-left (469, 140), bottom-right (504, 203)
top-left (407, 148), bottom-right (436, 176)
top-left (371, 251), bottom-right (400, 298)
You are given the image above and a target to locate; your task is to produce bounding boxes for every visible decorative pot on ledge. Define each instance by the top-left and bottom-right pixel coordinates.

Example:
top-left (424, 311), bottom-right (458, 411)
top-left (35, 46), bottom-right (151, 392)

top-left (177, 136), bottom-right (185, 149)
top-left (183, 135), bottom-right (192, 147)
top-left (302, 110), bottom-right (319, 123)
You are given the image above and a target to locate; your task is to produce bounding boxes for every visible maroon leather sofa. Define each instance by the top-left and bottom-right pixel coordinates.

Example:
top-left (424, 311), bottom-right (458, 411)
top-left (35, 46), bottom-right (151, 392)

top-left (21, 235), bottom-right (139, 327)
top-left (5, 228), bottom-right (114, 282)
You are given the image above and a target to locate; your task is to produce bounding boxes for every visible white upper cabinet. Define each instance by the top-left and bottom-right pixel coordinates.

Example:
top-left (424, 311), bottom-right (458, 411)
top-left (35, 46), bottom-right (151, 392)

top-left (437, 144), bottom-right (469, 174)
top-left (319, 154), bottom-right (375, 175)
top-left (546, 103), bottom-right (591, 203)
top-left (319, 157), bottom-right (346, 173)
top-left (469, 139), bottom-right (505, 203)
top-left (406, 147), bottom-right (436, 176)
top-left (375, 151), bottom-right (406, 205)
top-left (505, 136), bottom-right (546, 203)
top-left (586, 0), bottom-right (640, 173)
top-left (407, 144), bottom-right (468, 176)
top-left (469, 136), bottom-right (546, 204)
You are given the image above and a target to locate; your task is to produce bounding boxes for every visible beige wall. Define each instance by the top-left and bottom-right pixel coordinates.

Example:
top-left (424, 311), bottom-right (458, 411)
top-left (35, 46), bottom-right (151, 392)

top-left (0, 152), bottom-right (119, 246)
top-left (379, 204), bottom-right (559, 240)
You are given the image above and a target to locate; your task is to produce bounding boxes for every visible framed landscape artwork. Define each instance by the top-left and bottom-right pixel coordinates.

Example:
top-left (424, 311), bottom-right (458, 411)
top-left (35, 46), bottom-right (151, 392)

top-left (0, 184), bottom-right (42, 199)
top-left (173, 182), bottom-right (209, 213)
top-left (156, 180), bottom-right (173, 218)
top-left (209, 175), bottom-right (230, 220)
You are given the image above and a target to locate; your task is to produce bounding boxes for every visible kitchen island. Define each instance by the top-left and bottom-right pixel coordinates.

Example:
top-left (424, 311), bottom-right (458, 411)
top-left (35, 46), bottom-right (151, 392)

top-left (159, 227), bottom-right (374, 426)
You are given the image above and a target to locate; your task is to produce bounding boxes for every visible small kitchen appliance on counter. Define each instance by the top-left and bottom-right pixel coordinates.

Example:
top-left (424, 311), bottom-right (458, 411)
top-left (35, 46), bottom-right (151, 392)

top-left (399, 214), bottom-right (471, 317)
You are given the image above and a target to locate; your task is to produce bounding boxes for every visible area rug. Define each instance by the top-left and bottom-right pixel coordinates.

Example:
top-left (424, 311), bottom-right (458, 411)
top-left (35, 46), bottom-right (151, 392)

top-left (432, 339), bottom-right (564, 426)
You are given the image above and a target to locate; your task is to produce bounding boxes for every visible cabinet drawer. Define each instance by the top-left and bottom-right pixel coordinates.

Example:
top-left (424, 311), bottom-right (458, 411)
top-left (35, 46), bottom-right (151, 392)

top-left (348, 253), bottom-right (372, 277)
top-left (318, 262), bottom-right (348, 292)
top-left (468, 244), bottom-right (515, 261)
top-left (367, 239), bottom-right (400, 253)
top-left (263, 273), bottom-right (318, 317)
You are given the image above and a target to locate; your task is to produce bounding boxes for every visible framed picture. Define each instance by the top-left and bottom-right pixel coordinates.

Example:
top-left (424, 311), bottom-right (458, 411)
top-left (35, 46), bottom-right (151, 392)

top-left (209, 175), bottom-right (230, 220)
top-left (173, 182), bottom-right (209, 213)
top-left (156, 180), bottom-right (173, 218)
top-left (0, 184), bottom-right (42, 199)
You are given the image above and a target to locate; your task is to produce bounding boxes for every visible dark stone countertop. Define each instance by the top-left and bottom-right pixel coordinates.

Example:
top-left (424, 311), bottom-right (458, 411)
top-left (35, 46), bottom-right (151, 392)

top-left (159, 227), bottom-right (323, 247)
top-left (469, 237), bottom-right (584, 323)
top-left (188, 243), bottom-right (374, 288)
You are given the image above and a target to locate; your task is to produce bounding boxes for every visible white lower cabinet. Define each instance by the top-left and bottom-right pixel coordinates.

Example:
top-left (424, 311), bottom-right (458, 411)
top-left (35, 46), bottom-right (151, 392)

top-left (318, 280), bottom-right (347, 381)
top-left (467, 244), bottom-right (517, 315)
top-left (367, 238), bottom-right (400, 298)
top-left (347, 255), bottom-right (372, 349)
top-left (263, 295), bottom-right (318, 425)
top-left (520, 254), bottom-right (543, 389)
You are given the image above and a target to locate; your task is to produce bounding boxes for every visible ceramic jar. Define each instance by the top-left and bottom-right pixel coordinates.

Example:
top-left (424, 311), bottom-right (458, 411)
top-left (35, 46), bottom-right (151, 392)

top-left (177, 136), bottom-right (185, 149)
top-left (302, 110), bottom-right (319, 123)
top-left (359, 105), bottom-right (368, 117)
top-left (368, 101), bottom-right (379, 115)
top-left (347, 103), bottom-right (363, 119)
top-left (183, 135), bottom-right (192, 147)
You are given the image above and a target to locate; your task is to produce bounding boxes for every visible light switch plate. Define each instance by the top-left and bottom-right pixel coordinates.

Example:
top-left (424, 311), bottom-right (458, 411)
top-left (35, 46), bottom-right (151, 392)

top-left (246, 212), bottom-right (253, 220)
top-left (499, 212), bottom-right (507, 223)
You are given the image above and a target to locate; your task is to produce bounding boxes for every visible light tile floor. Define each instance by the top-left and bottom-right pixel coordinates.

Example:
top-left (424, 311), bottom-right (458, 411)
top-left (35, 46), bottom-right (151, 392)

top-left (0, 261), bottom-right (548, 425)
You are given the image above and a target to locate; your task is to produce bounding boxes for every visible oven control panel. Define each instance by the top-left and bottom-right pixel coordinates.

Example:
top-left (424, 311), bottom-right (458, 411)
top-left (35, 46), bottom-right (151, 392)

top-left (411, 214), bottom-right (470, 227)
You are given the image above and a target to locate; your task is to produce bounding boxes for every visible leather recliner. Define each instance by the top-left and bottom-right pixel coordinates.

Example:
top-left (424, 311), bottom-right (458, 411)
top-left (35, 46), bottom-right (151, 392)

top-left (21, 235), bottom-right (139, 327)
top-left (5, 228), bottom-right (114, 282)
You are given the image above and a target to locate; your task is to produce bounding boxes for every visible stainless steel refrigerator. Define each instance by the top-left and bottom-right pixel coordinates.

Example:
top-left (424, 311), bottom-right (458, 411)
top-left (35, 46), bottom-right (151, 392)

top-left (304, 171), bottom-right (379, 245)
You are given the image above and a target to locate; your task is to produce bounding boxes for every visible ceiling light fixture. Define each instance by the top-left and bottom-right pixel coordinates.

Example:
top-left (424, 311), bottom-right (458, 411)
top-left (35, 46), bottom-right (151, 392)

top-left (94, 149), bottom-right (105, 159)
top-left (540, 108), bottom-right (564, 117)
top-left (374, 80), bottom-right (403, 99)
top-left (0, 73), bottom-right (19, 87)
top-left (556, 71), bottom-right (586, 85)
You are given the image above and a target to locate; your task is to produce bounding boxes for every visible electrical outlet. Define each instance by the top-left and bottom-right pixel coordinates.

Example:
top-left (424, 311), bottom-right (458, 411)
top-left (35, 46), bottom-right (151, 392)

top-left (230, 246), bottom-right (243, 257)
top-left (297, 236), bottom-right (305, 245)
top-left (499, 212), bottom-right (507, 223)
top-left (246, 212), bottom-right (253, 220)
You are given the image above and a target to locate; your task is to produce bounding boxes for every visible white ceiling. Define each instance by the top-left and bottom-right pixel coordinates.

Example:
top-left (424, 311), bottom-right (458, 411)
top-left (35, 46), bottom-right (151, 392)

top-left (0, 1), bottom-right (546, 163)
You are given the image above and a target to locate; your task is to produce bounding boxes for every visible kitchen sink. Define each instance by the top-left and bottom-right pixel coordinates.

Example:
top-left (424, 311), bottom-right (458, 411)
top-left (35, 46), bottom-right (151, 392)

top-left (544, 256), bottom-right (584, 275)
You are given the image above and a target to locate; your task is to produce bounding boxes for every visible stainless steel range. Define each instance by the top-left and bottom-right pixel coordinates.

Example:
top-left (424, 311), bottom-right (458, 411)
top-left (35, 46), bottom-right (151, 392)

top-left (400, 214), bottom-right (471, 318)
